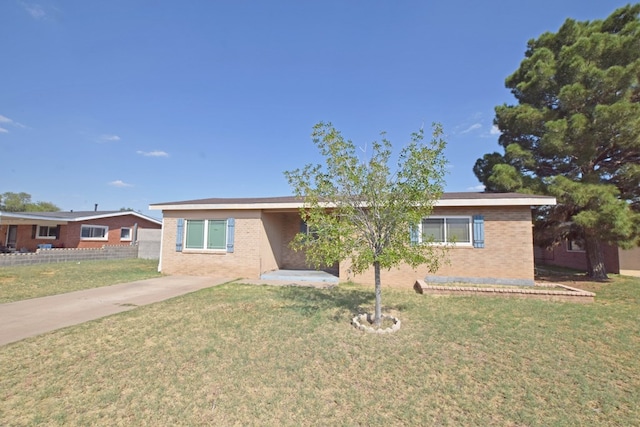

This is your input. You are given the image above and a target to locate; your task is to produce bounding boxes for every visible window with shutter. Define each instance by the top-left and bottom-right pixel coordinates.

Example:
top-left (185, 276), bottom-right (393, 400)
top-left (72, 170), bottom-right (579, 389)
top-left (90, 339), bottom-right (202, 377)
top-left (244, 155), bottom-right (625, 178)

top-left (419, 216), bottom-right (472, 245)
top-left (472, 215), bottom-right (485, 248)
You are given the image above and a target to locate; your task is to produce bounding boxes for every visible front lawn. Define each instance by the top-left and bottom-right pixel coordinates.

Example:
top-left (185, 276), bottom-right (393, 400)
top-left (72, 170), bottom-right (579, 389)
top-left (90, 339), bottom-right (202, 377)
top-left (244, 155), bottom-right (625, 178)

top-left (0, 259), bottom-right (161, 303)
top-left (1, 272), bottom-right (638, 425)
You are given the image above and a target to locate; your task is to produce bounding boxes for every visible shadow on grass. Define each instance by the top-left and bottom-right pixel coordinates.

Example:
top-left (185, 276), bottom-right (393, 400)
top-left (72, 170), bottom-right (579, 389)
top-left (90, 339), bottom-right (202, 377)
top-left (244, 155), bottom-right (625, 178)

top-left (276, 285), bottom-right (372, 320)
top-left (535, 264), bottom-right (604, 283)
top-left (275, 284), bottom-right (414, 322)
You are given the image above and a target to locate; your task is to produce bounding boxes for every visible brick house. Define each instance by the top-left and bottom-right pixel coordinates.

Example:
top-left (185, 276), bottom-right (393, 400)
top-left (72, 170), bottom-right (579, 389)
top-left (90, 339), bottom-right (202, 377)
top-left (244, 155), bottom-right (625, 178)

top-left (0, 211), bottom-right (161, 253)
top-left (150, 192), bottom-right (556, 289)
top-left (535, 241), bottom-right (640, 277)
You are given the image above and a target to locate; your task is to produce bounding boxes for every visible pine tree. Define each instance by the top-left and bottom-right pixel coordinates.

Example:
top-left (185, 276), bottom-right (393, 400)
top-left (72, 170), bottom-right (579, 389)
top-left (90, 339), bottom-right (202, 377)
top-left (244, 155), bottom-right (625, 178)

top-left (474, 4), bottom-right (640, 280)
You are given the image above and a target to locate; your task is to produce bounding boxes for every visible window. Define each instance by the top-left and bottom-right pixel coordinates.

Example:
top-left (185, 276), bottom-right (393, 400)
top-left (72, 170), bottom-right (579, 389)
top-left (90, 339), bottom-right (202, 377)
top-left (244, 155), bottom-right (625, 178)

top-left (36, 225), bottom-right (57, 239)
top-left (300, 220), bottom-right (319, 239)
top-left (567, 240), bottom-right (585, 252)
top-left (120, 227), bottom-right (132, 241)
top-left (80, 225), bottom-right (108, 240)
top-left (420, 216), bottom-right (472, 245)
top-left (185, 219), bottom-right (227, 250)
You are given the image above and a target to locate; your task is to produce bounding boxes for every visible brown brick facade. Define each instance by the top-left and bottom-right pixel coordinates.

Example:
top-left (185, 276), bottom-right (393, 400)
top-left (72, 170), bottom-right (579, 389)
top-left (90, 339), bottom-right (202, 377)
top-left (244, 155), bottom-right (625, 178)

top-left (343, 206), bottom-right (536, 288)
top-left (158, 205), bottom-right (538, 288)
top-left (160, 211), bottom-right (264, 278)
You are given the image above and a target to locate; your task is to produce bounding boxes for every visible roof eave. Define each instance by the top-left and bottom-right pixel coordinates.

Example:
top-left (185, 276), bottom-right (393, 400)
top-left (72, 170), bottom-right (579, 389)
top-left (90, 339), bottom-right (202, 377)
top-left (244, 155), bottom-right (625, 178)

top-left (435, 197), bottom-right (556, 207)
top-left (150, 197), bottom-right (556, 211)
top-left (150, 202), bottom-right (311, 211)
top-left (0, 212), bottom-right (70, 225)
top-left (0, 211), bottom-right (162, 225)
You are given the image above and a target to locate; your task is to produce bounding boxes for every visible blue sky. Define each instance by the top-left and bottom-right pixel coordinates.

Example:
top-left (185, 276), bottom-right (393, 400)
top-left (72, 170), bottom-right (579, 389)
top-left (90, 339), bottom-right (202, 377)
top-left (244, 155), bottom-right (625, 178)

top-left (1, 0), bottom-right (630, 218)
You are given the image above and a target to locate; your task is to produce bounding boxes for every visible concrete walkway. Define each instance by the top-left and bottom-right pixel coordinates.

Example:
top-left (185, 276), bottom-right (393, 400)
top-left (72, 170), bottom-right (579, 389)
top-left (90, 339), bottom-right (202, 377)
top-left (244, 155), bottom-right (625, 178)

top-left (0, 276), bottom-right (231, 346)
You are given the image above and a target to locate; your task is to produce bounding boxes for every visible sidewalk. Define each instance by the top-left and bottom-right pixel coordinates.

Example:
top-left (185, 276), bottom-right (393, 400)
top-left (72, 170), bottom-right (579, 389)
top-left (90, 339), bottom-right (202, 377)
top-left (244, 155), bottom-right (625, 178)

top-left (0, 276), bottom-right (231, 346)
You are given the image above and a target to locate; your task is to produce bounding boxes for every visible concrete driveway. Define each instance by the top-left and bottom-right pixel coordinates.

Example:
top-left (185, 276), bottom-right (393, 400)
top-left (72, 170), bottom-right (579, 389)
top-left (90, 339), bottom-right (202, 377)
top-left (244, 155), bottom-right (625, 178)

top-left (0, 275), bottom-right (231, 346)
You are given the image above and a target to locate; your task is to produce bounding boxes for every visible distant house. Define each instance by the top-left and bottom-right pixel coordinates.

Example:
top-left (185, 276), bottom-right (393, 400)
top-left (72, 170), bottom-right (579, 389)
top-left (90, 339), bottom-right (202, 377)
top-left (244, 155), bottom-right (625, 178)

top-left (150, 192), bottom-right (556, 288)
top-left (0, 211), bottom-right (162, 253)
top-left (535, 241), bottom-right (640, 277)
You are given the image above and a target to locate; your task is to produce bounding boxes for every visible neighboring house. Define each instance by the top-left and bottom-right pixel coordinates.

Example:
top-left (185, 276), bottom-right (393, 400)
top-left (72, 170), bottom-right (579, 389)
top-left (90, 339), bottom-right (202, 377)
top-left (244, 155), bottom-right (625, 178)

top-left (0, 211), bottom-right (162, 253)
top-left (150, 192), bottom-right (556, 289)
top-left (535, 241), bottom-right (640, 277)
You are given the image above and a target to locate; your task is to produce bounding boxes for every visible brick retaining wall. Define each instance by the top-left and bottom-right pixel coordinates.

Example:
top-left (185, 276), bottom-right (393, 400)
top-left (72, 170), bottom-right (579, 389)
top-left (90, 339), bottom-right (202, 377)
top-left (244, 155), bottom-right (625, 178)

top-left (0, 245), bottom-right (138, 267)
top-left (413, 279), bottom-right (595, 303)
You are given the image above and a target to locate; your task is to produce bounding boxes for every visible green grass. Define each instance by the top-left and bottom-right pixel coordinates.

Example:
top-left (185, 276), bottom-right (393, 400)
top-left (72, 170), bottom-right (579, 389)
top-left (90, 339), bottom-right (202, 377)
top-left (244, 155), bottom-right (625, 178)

top-left (1, 267), bottom-right (639, 425)
top-left (0, 259), bottom-right (161, 303)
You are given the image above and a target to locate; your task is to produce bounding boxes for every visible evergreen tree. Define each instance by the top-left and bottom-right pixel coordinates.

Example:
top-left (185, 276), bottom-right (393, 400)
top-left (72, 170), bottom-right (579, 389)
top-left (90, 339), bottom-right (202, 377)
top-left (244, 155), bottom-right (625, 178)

top-left (474, 4), bottom-right (640, 280)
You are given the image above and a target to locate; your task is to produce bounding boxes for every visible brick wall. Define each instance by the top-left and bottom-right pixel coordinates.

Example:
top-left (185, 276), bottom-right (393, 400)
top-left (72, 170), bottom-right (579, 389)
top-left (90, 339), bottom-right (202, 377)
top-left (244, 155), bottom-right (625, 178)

top-left (0, 245), bottom-right (138, 267)
top-left (1, 215), bottom-right (160, 252)
top-left (159, 210), bottom-right (264, 278)
top-left (278, 212), bottom-right (338, 274)
top-left (280, 212), bottom-right (314, 270)
top-left (343, 206), bottom-right (537, 288)
top-left (158, 205), bottom-right (539, 288)
top-left (261, 212), bottom-right (285, 272)
top-left (535, 241), bottom-right (620, 274)
top-left (67, 216), bottom-right (161, 249)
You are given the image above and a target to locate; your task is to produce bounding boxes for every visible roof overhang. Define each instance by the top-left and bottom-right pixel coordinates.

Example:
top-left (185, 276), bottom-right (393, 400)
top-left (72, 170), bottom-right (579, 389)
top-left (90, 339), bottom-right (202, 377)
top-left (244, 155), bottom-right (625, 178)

top-left (0, 212), bottom-right (69, 226)
top-left (0, 211), bottom-right (162, 226)
top-left (150, 202), bottom-right (308, 211)
top-left (434, 196), bottom-right (556, 207)
top-left (149, 194), bottom-right (557, 211)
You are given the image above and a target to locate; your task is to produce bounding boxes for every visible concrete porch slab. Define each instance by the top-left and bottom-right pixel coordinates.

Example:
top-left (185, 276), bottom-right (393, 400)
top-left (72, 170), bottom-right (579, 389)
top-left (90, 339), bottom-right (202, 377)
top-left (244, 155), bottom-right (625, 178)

top-left (259, 269), bottom-right (339, 283)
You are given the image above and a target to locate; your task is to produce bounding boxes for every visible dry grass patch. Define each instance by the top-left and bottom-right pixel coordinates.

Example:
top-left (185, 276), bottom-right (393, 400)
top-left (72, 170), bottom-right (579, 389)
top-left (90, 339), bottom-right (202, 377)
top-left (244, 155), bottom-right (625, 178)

top-left (0, 259), bottom-right (161, 303)
top-left (1, 273), bottom-right (639, 426)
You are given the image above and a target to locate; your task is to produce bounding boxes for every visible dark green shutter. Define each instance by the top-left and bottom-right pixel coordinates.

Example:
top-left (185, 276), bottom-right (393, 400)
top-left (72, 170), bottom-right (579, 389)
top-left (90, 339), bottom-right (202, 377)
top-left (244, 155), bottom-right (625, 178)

top-left (176, 218), bottom-right (184, 252)
top-left (473, 215), bottom-right (485, 248)
top-left (31, 225), bottom-right (37, 239)
top-left (226, 218), bottom-right (235, 253)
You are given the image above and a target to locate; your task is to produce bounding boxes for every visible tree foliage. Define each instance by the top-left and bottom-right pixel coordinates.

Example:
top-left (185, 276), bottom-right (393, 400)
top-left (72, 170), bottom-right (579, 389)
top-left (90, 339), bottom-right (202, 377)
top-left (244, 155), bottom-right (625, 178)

top-left (474, 4), bottom-right (640, 279)
top-left (285, 122), bottom-right (448, 326)
top-left (0, 192), bottom-right (60, 212)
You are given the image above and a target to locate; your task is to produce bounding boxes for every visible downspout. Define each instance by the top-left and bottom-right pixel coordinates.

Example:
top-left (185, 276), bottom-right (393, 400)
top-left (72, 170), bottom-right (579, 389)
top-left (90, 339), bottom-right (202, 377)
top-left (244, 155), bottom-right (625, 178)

top-left (133, 223), bottom-right (139, 246)
top-left (157, 216), bottom-right (165, 272)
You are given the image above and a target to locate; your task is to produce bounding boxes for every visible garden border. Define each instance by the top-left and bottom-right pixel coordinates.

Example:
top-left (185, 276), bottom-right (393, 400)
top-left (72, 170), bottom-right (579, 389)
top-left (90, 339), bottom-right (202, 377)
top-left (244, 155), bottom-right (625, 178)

top-left (413, 279), bottom-right (595, 303)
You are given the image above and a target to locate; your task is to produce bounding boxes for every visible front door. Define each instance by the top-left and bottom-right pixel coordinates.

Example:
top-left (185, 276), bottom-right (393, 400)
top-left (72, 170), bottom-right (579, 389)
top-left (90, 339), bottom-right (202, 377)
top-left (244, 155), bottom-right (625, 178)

top-left (6, 225), bottom-right (17, 249)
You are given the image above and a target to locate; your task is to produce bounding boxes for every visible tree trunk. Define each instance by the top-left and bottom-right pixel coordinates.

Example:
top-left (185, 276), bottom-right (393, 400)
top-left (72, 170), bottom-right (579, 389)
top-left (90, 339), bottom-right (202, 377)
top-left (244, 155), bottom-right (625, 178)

top-left (374, 261), bottom-right (382, 327)
top-left (584, 235), bottom-right (608, 280)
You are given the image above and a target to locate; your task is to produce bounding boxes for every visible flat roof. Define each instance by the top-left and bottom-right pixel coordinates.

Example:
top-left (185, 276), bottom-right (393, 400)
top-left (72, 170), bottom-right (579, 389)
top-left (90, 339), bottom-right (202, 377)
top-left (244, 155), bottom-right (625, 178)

top-left (150, 192), bottom-right (556, 211)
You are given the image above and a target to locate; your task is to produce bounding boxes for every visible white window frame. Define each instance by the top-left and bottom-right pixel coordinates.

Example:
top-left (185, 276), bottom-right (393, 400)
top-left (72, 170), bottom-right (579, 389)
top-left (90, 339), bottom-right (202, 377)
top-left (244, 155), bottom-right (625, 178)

top-left (567, 240), bottom-right (585, 252)
top-left (36, 225), bottom-right (57, 239)
top-left (80, 225), bottom-right (109, 241)
top-left (120, 227), bottom-right (132, 241)
top-left (419, 216), bottom-right (473, 246)
top-left (184, 219), bottom-right (227, 251)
